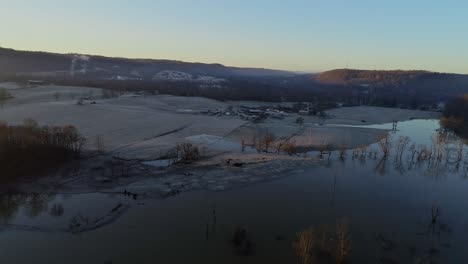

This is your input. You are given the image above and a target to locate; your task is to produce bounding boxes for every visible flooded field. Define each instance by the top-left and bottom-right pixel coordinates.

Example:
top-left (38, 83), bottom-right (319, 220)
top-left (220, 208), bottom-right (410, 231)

top-left (1, 119), bottom-right (467, 264)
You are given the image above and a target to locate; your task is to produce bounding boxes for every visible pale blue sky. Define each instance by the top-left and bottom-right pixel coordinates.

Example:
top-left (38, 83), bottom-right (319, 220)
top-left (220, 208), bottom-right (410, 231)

top-left (1, 0), bottom-right (467, 73)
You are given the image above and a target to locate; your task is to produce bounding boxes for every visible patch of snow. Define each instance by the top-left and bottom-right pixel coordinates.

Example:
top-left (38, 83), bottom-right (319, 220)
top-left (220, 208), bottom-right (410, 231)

top-left (153, 71), bottom-right (193, 81)
top-left (195, 76), bottom-right (227, 83)
top-left (151, 72), bottom-right (227, 83)
top-left (142, 159), bottom-right (173, 168)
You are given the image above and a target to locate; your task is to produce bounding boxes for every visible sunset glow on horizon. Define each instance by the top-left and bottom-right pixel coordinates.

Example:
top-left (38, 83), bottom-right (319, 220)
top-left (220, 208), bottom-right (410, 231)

top-left (1, 0), bottom-right (467, 73)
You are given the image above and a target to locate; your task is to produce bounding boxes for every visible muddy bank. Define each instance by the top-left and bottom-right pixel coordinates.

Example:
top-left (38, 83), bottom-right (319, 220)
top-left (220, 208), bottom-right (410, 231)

top-left (0, 152), bottom-right (323, 237)
top-left (227, 121), bottom-right (389, 151)
top-left (16, 152), bottom-right (322, 197)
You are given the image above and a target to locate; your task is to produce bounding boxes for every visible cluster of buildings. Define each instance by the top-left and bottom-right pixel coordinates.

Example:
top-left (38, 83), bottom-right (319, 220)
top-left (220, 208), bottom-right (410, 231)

top-left (238, 107), bottom-right (287, 121)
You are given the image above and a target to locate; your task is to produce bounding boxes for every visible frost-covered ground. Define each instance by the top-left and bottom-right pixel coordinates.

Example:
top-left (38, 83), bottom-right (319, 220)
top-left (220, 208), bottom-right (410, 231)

top-left (0, 84), bottom-right (440, 195)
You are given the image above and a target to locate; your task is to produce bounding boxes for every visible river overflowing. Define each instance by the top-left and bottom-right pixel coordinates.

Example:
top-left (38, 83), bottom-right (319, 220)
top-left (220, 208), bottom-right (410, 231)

top-left (1, 119), bottom-right (467, 263)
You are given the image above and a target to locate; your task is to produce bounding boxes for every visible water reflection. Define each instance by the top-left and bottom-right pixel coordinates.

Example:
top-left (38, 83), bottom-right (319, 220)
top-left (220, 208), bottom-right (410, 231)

top-left (0, 192), bottom-right (131, 236)
top-left (0, 193), bottom-right (57, 224)
top-left (49, 204), bottom-right (65, 217)
top-left (323, 128), bottom-right (468, 179)
top-left (0, 119), bottom-right (467, 264)
top-left (294, 219), bottom-right (352, 264)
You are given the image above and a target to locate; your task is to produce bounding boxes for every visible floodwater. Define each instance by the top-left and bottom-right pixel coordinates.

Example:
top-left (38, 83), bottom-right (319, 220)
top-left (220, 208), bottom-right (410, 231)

top-left (1, 119), bottom-right (468, 264)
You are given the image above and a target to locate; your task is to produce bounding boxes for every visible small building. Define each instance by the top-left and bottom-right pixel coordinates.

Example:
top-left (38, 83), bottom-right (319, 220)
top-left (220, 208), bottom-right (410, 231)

top-left (28, 80), bottom-right (45, 86)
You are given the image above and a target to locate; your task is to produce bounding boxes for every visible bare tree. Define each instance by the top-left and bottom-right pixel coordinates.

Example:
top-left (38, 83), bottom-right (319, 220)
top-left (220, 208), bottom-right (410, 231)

top-left (395, 136), bottom-right (411, 166)
top-left (326, 144), bottom-right (334, 160)
top-left (241, 139), bottom-right (246, 152)
top-left (294, 228), bottom-right (315, 264)
top-left (95, 135), bottom-right (105, 154)
top-left (318, 141), bottom-right (332, 159)
top-left (336, 219), bottom-right (352, 264)
top-left (377, 133), bottom-right (392, 158)
top-left (262, 133), bottom-right (276, 153)
top-left (409, 143), bottom-right (417, 162)
top-left (293, 219), bottom-right (352, 264)
top-left (339, 144), bottom-right (348, 160)
top-left (281, 140), bottom-right (298, 156)
top-left (359, 145), bottom-right (368, 159)
top-left (176, 143), bottom-right (201, 164)
top-left (433, 132), bottom-right (446, 162)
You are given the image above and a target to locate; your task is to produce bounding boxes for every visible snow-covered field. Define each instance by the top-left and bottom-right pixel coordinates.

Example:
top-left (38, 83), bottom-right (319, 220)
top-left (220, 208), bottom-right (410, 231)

top-left (0, 85), bottom-right (244, 159)
top-left (0, 83), bottom-right (443, 200)
top-left (0, 84), bottom-right (440, 160)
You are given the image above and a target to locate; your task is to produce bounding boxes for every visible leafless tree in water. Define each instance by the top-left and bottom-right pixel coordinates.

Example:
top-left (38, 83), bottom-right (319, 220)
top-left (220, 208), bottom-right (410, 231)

top-left (377, 133), bottom-right (392, 158)
top-left (336, 219), bottom-right (352, 264)
top-left (294, 228), bottom-right (315, 264)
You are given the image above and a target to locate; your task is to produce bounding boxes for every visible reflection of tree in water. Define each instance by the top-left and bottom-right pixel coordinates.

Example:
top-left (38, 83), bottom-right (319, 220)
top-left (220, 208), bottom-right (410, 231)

top-left (294, 219), bottom-right (352, 264)
top-left (414, 204), bottom-right (453, 263)
top-left (462, 156), bottom-right (468, 179)
top-left (342, 129), bottom-right (468, 178)
top-left (25, 193), bottom-right (55, 218)
top-left (49, 203), bottom-right (65, 217)
top-left (319, 128), bottom-right (467, 179)
top-left (417, 205), bottom-right (452, 237)
top-left (333, 131), bottom-right (464, 261)
top-left (0, 194), bottom-right (26, 224)
top-left (0, 193), bottom-right (56, 223)
top-left (375, 157), bottom-right (388, 175)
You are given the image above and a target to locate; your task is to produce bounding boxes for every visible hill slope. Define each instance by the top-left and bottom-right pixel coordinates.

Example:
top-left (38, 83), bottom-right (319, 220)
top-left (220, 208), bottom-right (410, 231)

top-left (0, 47), bottom-right (291, 80)
top-left (314, 69), bottom-right (468, 102)
top-left (2, 48), bottom-right (468, 104)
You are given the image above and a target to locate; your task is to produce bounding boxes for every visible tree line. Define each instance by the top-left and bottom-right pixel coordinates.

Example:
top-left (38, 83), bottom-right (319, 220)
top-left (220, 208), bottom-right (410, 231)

top-left (2, 72), bottom-right (464, 108)
top-left (441, 94), bottom-right (468, 138)
top-left (0, 119), bottom-right (85, 181)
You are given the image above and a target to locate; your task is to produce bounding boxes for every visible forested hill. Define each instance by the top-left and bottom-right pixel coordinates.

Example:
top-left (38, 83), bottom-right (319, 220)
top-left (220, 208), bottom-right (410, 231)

top-left (2, 47), bottom-right (468, 105)
top-left (0, 47), bottom-right (291, 80)
top-left (316, 69), bottom-right (468, 87)
top-left (315, 69), bottom-right (468, 102)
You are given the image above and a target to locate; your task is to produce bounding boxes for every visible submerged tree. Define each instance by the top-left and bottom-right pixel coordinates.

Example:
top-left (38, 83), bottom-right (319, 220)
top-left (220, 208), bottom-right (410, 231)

top-left (336, 219), bottom-right (352, 264)
top-left (395, 136), bottom-right (411, 167)
top-left (377, 133), bottom-right (392, 158)
top-left (294, 219), bottom-right (352, 264)
top-left (294, 228), bottom-right (315, 264)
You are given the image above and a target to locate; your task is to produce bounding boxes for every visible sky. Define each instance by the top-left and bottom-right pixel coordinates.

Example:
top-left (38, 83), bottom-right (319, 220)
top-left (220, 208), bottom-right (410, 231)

top-left (1, 0), bottom-right (467, 73)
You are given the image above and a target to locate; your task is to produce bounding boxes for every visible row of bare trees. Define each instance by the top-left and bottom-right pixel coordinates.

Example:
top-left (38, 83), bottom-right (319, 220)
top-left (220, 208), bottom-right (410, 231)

top-left (163, 143), bottom-right (202, 165)
top-left (0, 119), bottom-right (85, 154)
top-left (0, 119), bottom-right (86, 180)
top-left (441, 94), bottom-right (468, 137)
top-left (245, 133), bottom-right (300, 156)
top-left (240, 129), bottom-right (466, 177)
